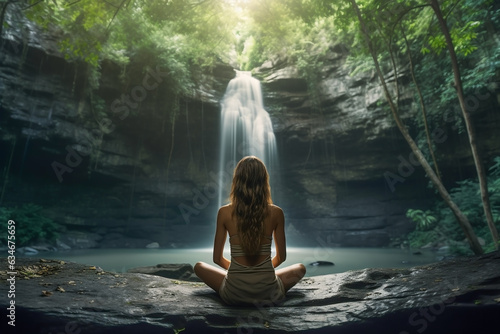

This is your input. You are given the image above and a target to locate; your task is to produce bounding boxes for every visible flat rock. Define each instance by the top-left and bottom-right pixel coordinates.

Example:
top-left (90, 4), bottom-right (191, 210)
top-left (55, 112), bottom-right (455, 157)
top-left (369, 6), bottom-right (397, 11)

top-left (1, 252), bottom-right (499, 333)
top-left (127, 263), bottom-right (199, 281)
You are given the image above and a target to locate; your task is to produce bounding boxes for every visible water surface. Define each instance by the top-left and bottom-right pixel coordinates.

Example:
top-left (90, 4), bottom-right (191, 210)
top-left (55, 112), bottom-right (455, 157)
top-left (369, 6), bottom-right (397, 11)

top-left (35, 247), bottom-right (439, 277)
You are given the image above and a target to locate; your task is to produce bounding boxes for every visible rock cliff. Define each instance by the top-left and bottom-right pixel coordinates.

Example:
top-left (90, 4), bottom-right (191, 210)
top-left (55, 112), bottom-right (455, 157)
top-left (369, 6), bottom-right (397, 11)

top-left (1, 7), bottom-right (499, 248)
top-left (0, 6), bottom-right (233, 248)
top-left (254, 49), bottom-right (500, 246)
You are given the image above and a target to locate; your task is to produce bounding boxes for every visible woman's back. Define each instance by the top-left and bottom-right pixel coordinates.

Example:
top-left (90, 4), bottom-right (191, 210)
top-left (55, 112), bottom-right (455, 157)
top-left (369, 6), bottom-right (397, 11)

top-left (193, 156), bottom-right (305, 305)
top-left (219, 204), bottom-right (281, 266)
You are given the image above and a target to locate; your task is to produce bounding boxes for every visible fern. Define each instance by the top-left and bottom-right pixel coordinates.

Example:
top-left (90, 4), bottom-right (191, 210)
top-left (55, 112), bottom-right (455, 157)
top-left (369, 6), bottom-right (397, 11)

top-left (406, 157), bottom-right (500, 254)
top-left (406, 209), bottom-right (437, 230)
top-left (0, 204), bottom-right (60, 247)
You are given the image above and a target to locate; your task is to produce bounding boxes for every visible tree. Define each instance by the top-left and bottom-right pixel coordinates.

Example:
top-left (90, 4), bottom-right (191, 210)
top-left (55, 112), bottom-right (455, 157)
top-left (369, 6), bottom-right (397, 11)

top-left (400, 25), bottom-right (441, 180)
top-left (251, 0), bottom-right (499, 254)
top-left (429, 0), bottom-right (498, 249)
top-left (3, 0), bottom-right (238, 93)
top-left (348, 0), bottom-right (483, 255)
top-left (0, 0), bottom-right (15, 38)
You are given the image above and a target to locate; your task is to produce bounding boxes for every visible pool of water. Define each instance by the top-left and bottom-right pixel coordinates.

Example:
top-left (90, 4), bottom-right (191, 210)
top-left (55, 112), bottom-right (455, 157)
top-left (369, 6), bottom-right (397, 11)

top-left (29, 247), bottom-right (440, 277)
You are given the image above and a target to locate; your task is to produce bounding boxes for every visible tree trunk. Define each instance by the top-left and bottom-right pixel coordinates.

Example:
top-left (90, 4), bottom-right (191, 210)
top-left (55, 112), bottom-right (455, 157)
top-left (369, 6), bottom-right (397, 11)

top-left (349, 0), bottom-right (483, 255)
top-left (401, 26), bottom-right (441, 180)
top-left (0, 0), bottom-right (13, 38)
top-left (430, 0), bottom-right (499, 250)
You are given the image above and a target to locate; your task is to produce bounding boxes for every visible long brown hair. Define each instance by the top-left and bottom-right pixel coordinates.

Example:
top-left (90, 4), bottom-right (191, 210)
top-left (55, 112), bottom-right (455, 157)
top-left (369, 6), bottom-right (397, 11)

top-left (230, 156), bottom-right (272, 255)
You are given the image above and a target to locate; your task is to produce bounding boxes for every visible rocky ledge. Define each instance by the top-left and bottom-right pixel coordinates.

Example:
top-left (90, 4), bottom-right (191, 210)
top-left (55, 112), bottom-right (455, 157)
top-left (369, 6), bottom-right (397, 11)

top-left (1, 252), bottom-right (499, 334)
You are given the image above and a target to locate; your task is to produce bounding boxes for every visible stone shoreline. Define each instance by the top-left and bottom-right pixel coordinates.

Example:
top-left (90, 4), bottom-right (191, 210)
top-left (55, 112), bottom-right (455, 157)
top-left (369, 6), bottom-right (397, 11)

top-left (1, 251), bottom-right (499, 333)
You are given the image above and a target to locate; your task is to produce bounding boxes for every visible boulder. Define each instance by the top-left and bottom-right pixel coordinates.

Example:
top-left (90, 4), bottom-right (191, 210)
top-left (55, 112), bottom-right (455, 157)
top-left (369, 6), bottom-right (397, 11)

top-left (56, 231), bottom-right (103, 249)
top-left (309, 261), bottom-right (335, 266)
top-left (1, 252), bottom-right (499, 333)
top-left (17, 247), bottom-right (39, 255)
top-left (127, 263), bottom-right (198, 281)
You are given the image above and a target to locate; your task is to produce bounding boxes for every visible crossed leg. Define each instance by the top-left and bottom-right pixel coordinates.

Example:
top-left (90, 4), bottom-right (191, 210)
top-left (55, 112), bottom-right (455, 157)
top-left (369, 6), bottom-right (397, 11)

top-left (194, 261), bottom-right (306, 294)
top-left (275, 263), bottom-right (307, 292)
top-left (194, 261), bottom-right (227, 292)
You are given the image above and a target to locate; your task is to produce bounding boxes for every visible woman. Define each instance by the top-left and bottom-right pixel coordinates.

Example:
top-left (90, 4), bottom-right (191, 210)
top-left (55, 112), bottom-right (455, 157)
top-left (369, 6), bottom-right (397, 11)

top-left (194, 156), bottom-right (306, 305)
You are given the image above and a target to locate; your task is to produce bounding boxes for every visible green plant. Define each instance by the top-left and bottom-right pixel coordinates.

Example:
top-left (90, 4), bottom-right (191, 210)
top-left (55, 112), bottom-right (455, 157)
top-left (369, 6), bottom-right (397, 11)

top-left (19, 0), bottom-right (239, 113)
top-left (406, 230), bottom-right (441, 249)
top-left (0, 204), bottom-right (60, 247)
top-left (406, 209), bottom-right (438, 230)
top-left (407, 157), bottom-right (500, 254)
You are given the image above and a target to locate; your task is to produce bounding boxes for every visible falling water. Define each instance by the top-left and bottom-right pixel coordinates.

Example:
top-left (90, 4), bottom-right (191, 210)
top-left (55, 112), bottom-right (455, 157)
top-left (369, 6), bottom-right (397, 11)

top-left (218, 70), bottom-right (278, 206)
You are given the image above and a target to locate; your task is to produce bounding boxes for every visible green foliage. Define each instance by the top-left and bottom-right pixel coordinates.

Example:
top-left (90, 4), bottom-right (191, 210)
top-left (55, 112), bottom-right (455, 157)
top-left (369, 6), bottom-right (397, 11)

top-left (242, 1), bottom-right (341, 111)
top-left (410, 0), bottom-right (500, 136)
top-left (16, 0), bottom-right (497, 118)
top-left (89, 93), bottom-right (107, 122)
top-left (406, 209), bottom-right (437, 230)
top-left (239, 2), bottom-right (500, 253)
top-left (24, 1), bottom-right (110, 89)
top-left (406, 229), bottom-right (441, 249)
top-left (407, 157), bottom-right (500, 254)
top-left (488, 157), bottom-right (500, 222)
top-left (20, 0), bottom-right (238, 94)
top-left (0, 204), bottom-right (60, 247)
top-left (241, 1), bottom-right (306, 68)
top-left (241, 0), bottom-right (497, 121)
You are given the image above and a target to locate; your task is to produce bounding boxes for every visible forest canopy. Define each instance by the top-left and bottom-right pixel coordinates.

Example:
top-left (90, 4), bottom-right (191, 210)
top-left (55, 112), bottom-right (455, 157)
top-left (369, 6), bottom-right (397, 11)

top-left (4, 0), bottom-right (498, 97)
top-left (3, 0), bottom-right (241, 94)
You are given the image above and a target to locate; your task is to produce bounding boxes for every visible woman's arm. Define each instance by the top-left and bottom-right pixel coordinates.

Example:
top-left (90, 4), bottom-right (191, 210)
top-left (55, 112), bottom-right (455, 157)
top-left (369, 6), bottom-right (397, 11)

top-left (213, 207), bottom-right (231, 270)
top-left (272, 207), bottom-right (287, 268)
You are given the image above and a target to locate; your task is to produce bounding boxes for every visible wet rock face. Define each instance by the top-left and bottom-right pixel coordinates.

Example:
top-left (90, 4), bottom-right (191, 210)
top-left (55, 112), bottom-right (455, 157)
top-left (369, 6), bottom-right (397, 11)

top-left (0, 6), bottom-right (234, 248)
top-left (255, 50), bottom-right (500, 246)
top-left (1, 252), bottom-right (499, 333)
top-left (254, 56), bottom-right (419, 245)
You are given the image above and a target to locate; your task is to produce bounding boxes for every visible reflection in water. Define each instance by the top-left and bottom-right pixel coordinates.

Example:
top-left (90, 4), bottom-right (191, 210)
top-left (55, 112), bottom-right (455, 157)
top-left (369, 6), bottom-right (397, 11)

top-left (34, 247), bottom-right (439, 277)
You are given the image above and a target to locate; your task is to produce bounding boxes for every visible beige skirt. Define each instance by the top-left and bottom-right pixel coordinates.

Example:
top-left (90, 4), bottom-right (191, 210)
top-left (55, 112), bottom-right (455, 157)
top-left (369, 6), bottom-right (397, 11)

top-left (219, 256), bottom-right (285, 306)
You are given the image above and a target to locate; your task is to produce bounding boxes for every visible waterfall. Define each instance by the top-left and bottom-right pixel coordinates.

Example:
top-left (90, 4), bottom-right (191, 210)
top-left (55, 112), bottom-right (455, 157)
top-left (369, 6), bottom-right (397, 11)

top-left (218, 70), bottom-right (278, 206)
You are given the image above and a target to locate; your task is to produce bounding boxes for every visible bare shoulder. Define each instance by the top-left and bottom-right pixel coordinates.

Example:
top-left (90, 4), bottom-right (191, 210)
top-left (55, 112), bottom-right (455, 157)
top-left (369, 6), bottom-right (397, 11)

top-left (218, 204), bottom-right (232, 221)
top-left (269, 204), bottom-right (284, 220)
top-left (269, 204), bottom-right (283, 213)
